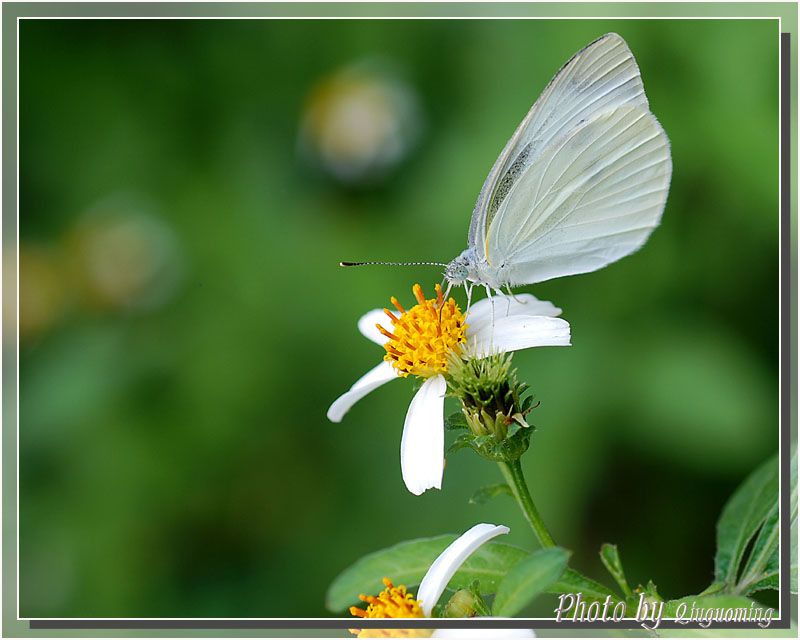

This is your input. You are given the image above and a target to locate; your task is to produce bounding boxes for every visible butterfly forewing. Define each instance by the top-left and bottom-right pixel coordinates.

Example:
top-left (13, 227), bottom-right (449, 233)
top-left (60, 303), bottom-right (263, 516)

top-left (469, 33), bottom-right (650, 262)
top-left (485, 105), bottom-right (671, 285)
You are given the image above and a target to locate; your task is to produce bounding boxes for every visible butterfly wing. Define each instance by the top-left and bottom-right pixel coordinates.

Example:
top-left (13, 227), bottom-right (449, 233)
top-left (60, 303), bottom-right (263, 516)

top-left (485, 105), bottom-right (671, 285)
top-left (469, 33), bottom-right (650, 261)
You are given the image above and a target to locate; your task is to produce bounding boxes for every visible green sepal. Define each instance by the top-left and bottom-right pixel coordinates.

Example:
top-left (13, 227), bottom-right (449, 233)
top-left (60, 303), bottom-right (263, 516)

top-left (520, 395), bottom-right (538, 413)
top-left (446, 425), bottom-right (533, 462)
top-left (467, 578), bottom-right (483, 596)
top-left (445, 412), bottom-right (469, 431)
top-left (639, 580), bottom-right (663, 602)
top-left (445, 351), bottom-right (538, 462)
top-left (447, 433), bottom-right (475, 456)
top-left (470, 586), bottom-right (491, 617)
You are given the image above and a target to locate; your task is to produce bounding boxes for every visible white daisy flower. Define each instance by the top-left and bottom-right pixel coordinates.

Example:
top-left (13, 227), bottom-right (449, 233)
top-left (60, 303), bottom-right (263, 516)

top-left (350, 523), bottom-right (533, 638)
top-left (328, 284), bottom-right (570, 495)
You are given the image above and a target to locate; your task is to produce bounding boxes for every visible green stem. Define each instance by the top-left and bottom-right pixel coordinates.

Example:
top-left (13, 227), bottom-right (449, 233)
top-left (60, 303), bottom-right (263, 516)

top-left (498, 459), bottom-right (622, 601)
top-left (498, 459), bottom-right (555, 548)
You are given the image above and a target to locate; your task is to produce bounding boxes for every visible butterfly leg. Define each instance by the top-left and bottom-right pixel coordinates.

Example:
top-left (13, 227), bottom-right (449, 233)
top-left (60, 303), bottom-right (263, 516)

top-left (505, 283), bottom-right (525, 305)
top-left (484, 284), bottom-right (496, 343)
top-left (497, 286), bottom-right (512, 316)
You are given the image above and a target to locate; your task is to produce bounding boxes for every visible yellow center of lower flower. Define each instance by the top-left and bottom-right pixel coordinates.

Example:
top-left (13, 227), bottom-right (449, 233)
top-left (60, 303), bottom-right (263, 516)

top-left (379, 284), bottom-right (468, 378)
top-left (349, 578), bottom-right (430, 638)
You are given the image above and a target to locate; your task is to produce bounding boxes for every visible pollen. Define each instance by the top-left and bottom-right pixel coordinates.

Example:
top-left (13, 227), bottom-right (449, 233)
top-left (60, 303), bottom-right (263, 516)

top-left (380, 284), bottom-right (468, 379)
top-left (349, 577), bottom-right (429, 638)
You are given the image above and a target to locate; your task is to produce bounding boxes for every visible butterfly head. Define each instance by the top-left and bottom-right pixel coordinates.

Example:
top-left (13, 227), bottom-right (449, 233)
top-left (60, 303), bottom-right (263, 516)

top-left (444, 248), bottom-right (478, 286)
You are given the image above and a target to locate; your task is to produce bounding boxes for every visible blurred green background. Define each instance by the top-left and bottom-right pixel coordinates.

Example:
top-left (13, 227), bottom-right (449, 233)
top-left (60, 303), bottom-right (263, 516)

top-left (18, 18), bottom-right (778, 618)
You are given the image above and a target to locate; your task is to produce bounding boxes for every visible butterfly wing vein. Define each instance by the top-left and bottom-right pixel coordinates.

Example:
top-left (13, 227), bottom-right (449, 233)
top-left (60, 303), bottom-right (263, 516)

top-left (460, 32), bottom-right (671, 289)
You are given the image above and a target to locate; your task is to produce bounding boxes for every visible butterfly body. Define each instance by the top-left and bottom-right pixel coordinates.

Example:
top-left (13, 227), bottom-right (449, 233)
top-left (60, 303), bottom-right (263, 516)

top-left (444, 247), bottom-right (515, 290)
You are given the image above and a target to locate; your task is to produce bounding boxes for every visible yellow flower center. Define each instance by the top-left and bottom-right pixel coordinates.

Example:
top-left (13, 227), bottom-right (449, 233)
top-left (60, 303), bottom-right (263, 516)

top-left (379, 284), bottom-right (468, 378)
top-left (349, 578), bottom-right (430, 638)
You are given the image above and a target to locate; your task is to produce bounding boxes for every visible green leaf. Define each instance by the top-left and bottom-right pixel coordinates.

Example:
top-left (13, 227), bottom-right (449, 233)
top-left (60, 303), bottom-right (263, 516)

top-left (469, 483), bottom-right (512, 504)
top-left (600, 543), bottom-right (633, 599)
top-left (746, 572), bottom-right (778, 593)
top-left (546, 568), bottom-right (618, 601)
top-left (449, 541), bottom-right (531, 594)
top-left (492, 547), bottom-right (570, 617)
top-left (737, 502), bottom-right (778, 594)
top-left (714, 453), bottom-right (778, 587)
top-left (697, 582), bottom-right (726, 597)
top-left (737, 450), bottom-right (797, 594)
top-left (325, 535), bottom-right (529, 612)
top-left (732, 450), bottom-right (797, 595)
top-left (326, 536), bottom-right (450, 612)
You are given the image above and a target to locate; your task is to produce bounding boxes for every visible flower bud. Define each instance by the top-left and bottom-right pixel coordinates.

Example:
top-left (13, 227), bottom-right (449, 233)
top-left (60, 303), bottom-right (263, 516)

top-left (446, 351), bottom-right (538, 463)
top-left (443, 589), bottom-right (480, 618)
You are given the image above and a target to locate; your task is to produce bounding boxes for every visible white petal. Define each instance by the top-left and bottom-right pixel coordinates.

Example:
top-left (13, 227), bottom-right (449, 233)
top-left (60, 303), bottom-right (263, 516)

top-left (417, 523), bottom-right (510, 617)
top-left (400, 374), bottom-right (446, 496)
top-left (327, 361), bottom-right (397, 422)
top-left (432, 625), bottom-right (536, 638)
top-left (467, 294), bottom-right (562, 334)
top-left (471, 316), bottom-right (571, 354)
top-left (358, 308), bottom-right (394, 346)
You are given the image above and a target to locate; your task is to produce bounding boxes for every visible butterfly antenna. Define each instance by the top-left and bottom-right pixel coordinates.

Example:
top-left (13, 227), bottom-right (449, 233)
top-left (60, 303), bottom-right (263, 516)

top-left (340, 261), bottom-right (448, 267)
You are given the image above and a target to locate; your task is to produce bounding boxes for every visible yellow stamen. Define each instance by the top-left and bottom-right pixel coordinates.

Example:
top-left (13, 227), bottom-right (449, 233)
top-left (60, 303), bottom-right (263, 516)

top-left (349, 578), bottom-right (430, 638)
top-left (380, 284), bottom-right (468, 378)
top-left (391, 297), bottom-right (406, 314)
top-left (378, 324), bottom-right (399, 341)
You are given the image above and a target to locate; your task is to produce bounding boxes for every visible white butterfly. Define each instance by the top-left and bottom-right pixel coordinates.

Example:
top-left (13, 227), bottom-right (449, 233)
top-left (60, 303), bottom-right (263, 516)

top-left (443, 32), bottom-right (672, 300)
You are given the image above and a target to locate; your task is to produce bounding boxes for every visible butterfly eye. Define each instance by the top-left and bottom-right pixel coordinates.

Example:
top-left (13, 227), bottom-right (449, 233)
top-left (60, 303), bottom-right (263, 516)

top-left (444, 262), bottom-right (468, 283)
